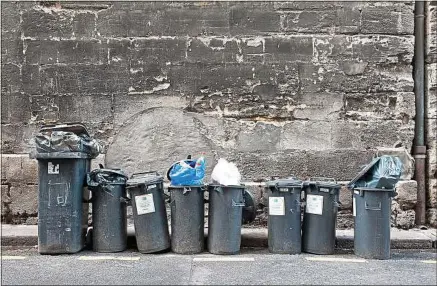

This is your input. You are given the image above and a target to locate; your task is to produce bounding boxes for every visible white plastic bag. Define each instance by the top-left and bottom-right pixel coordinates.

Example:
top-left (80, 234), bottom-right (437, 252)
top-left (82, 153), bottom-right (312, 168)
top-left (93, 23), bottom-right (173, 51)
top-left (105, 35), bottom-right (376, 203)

top-left (211, 158), bottom-right (241, 186)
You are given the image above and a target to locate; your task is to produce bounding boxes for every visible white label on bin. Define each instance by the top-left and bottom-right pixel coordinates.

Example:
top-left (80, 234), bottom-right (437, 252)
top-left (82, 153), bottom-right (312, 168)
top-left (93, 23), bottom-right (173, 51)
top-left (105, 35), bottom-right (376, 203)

top-left (147, 184), bottom-right (157, 190)
top-left (48, 162), bottom-right (59, 174)
top-left (305, 195), bottom-right (323, 215)
top-left (269, 197), bottom-right (285, 216)
top-left (279, 188), bottom-right (288, 192)
top-left (353, 197), bottom-right (356, 217)
top-left (320, 188), bottom-right (329, 193)
top-left (354, 190), bottom-right (360, 195)
top-left (135, 194), bottom-right (155, 215)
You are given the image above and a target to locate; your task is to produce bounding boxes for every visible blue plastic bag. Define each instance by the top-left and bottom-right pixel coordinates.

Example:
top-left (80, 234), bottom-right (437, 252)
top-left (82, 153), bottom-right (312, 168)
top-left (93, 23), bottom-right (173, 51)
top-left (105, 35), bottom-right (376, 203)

top-left (169, 157), bottom-right (206, 186)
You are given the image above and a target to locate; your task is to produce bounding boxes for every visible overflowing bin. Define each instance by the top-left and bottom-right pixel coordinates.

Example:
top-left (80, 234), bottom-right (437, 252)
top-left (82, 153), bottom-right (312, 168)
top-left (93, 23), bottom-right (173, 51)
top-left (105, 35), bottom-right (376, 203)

top-left (127, 171), bottom-right (170, 253)
top-left (348, 155), bottom-right (402, 259)
top-left (301, 177), bottom-right (341, 255)
top-left (87, 168), bottom-right (128, 253)
top-left (266, 177), bottom-right (304, 254)
top-left (169, 186), bottom-right (205, 254)
top-left (207, 185), bottom-right (245, 255)
top-left (31, 123), bottom-right (101, 254)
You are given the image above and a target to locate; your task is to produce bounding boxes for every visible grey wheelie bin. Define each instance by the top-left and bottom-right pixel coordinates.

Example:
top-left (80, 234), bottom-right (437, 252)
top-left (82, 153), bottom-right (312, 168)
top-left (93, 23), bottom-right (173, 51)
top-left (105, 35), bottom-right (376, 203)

top-left (169, 185), bottom-right (205, 254)
top-left (348, 155), bottom-right (403, 260)
top-left (352, 187), bottom-right (397, 260)
top-left (207, 184), bottom-right (246, 255)
top-left (31, 123), bottom-right (100, 254)
top-left (302, 178), bottom-right (341, 255)
top-left (266, 177), bottom-right (304, 254)
top-left (87, 168), bottom-right (129, 253)
top-left (127, 171), bottom-right (170, 253)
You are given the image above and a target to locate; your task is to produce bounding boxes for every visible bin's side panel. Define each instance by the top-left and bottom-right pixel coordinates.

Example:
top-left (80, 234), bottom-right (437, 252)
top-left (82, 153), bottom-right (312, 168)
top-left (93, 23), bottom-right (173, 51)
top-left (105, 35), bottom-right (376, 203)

top-left (37, 158), bottom-right (89, 254)
top-left (354, 191), bottom-right (391, 259)
top-left (130, 183), bottom-right (170, 253)
top-left (267, 188), bottom-right (302, 254)
top-left (207, 187), bottom-right (243, 254)
top-left (170, 187), bottom-right (205, 254)
top-left (302, 187), bottom-right (339, 255)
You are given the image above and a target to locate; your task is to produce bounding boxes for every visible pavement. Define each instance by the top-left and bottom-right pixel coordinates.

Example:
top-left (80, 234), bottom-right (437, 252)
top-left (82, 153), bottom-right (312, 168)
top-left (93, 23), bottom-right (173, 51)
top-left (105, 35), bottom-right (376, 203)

top-left (1, 248), bottom-right (436, 285)
top-left (1, 224), bottom-right (436, 250)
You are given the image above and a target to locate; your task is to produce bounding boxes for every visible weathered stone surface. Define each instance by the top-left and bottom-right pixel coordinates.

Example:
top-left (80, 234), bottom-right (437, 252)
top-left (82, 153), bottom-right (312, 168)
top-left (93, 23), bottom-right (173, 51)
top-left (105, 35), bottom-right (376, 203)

top-left (426, 3), bottom-right (437, 63)
top-left (361, 2), bottom-right (414, 35)
top-left (1, 155), bottom-right (38, 185)
top-left (57, 40), bottom-right (107, 64)
top-left (9, 185), bottom-right (38, 216)
top-left (339, 185), bottom-right (352, 210)
top-left (22, 6), bottom-right (74, 39)
top-left (264, 36), bottom-right (313, 63)
top-left (1, 63), bottom-right (21, 95)
top-left (293, 93), bottom-right (344, 121)
top-left (0, 124), bottom-right (39, 154)
top-left (21, 65), bottom-right (41, 95)
top-left (186, 38), bottom-right (240, 64)
top-left (278, 121), bottom-right (332, 151)
top-left (332, 121), bottom-right (414, 151)
top-left (342, 92), bottom-right (415, 122)
top-left (229, 3), bottom-right (281, 35)
top-left (395, 180), bottom-right (418, 210)
top-left (91, 154), bottom-right (106, 170)
top-left (396, 210), bottom-right (416, 229)
top-left (426, 208), bottom-right (437, 227)
top-left (1, 185), bottom-right (11, 204)
top-left (73, 12), bottom-right (96, 38)
top-left (427, 179), bottom-right (437, 208)
top-left (337, 210), bottom-right (354, 229)
top-left (1, 95), bottom-right (31, 124)
top-left (24, 40), bottom-right (58, 65)
top-left (376, 147), bottom-right (415, 180)
top-left (1, 1), bottom-right (21, 33)
top-left (1, 31), bottom-right (23, 64)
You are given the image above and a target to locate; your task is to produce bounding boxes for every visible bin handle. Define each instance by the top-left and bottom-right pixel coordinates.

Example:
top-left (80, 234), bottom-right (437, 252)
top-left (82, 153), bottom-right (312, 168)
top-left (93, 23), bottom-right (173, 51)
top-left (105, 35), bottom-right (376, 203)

top-left (131, 171), bottom-right (159, 178)
top-left (183, 187), bottom-right (192, 195)
top-left (213, 186), bottom-right (223, 193)
top-left (365, 202), bottom-right (382, 211)
top-left (232, 199), bottom-right (245, 207)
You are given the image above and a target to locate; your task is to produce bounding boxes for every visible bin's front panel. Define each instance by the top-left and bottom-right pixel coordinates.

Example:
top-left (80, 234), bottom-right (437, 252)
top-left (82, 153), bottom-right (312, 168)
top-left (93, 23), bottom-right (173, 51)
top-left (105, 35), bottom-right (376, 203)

top-left (302, 186), bottom-right (339, 255)
top-left (92, 184), bottom-right (127, 253)
top-left (207, 186), bottom-right (244, 255)
top-left (353, 190), bottom-right (391, 259)
top-left (37, 158), bottom-right (89, 254)
top-left (170, 187), bottom-right (205, 254)
top-left (267, 187), bottom-right (302, 254)
top-left (130, 182), bottom-right (170, 253)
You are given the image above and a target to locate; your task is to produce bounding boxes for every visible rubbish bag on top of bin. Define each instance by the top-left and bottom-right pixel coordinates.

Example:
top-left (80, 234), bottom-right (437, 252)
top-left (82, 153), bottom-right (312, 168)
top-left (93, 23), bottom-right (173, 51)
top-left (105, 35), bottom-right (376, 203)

top-left (35, 122), bottom-right (102, 159)
top-left (168, 156), bottom-right (206, 186)
top-left (347, 155), bottom-right (403, 190)
top-left (211, 158), bottom-right (241, 186)
top-left (87, 168), bottom-right (129, 253)
top-left (31, 123), bottom-right (96, 254)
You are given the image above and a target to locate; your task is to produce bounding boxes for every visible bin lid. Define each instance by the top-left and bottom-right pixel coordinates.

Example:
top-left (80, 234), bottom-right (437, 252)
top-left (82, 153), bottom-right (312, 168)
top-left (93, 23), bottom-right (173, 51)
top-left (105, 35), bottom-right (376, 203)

top-left (88, 168), bottom-right (128, 187)
top-left (207, 184), bottom-right (246, 189)
top-left (353, 187), bottom-right (395, 192)
top-left (306, 177), bottom-right (340, 188)
top-left (38, 122), bottom-right (90, 136)
top-left (126, 171), bottom-right (163, 187)
top-left (265, 176), bottom-right (303, 188)
top-left (32, 151), bottom-right (91, 159)
top-left (347, 157), bottom-right (381, 189)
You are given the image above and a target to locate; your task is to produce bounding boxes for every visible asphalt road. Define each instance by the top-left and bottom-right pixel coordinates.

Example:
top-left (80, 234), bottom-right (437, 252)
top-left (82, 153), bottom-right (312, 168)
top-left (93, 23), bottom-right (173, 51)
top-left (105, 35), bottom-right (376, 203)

top-left (1, 247), bottom-right (436, 285)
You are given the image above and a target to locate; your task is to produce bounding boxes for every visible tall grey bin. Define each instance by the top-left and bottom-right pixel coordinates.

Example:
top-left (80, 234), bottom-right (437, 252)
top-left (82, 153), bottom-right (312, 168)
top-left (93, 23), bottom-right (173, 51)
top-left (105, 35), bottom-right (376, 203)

top-left (302, 178), bottom-right (340, 255)
top-left (207, 185), bottom-right (245, 255)
top-left (169, 186), bottom-right (205, 254)
top-left (266, 177), bottom-right (303, 254)
top-left (127, 171), bottom-right (170, 253)
top-left (32, 123), bottom-right (97, 254)
top-left (352, 187), bottom-right (397, 260)
top-left (87, 168), bottom-right (128, 253)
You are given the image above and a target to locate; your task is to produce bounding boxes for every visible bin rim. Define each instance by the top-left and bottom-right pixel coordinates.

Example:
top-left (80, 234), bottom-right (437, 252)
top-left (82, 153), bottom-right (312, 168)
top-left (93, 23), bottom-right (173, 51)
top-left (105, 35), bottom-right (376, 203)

top-left (207, 184), bottom-right (246, 189)
top-left (352, 187), bottom-right (395, 192)
top-left (168, 185), bottom-right (205, 189)
top-left (126, 171), bottom-right (163, 187)
top-left (31, 151), bottom-right (91, 159)
top-left (265, 176), bottom-right (303, 188)
top-left (305, 177), bottom-right (340, 188)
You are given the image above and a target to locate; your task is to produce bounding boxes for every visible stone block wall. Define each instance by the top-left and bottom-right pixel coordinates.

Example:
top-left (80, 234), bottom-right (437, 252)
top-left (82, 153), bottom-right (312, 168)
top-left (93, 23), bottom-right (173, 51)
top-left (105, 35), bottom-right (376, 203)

top-left (0, 1), bottom-right (433, 228)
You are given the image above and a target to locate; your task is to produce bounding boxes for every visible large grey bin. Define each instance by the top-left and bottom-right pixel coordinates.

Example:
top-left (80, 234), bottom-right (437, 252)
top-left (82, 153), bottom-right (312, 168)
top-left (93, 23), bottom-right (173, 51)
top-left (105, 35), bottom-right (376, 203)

top-left (127, 171), bottom-right (170, 253)
top-left (207, 185), bottom-right (245, 255)
top-left (266, 177), bottom-right (303, 254)
top-left (169, 186), bottom-right (205, 254)
top-left (35, 152), bottom-right (91, 254)
top-left (87, 168), bottom-right (128, 253)
top-left (302, 178), bottom-right (340, 255)
top-left (353, 187), bottom-right (397, 260)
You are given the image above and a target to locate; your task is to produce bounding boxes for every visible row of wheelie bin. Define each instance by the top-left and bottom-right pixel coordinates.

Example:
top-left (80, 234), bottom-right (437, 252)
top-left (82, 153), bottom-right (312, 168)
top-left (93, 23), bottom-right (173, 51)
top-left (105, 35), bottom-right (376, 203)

top-left (32, 123), bottom-right (398, 260)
